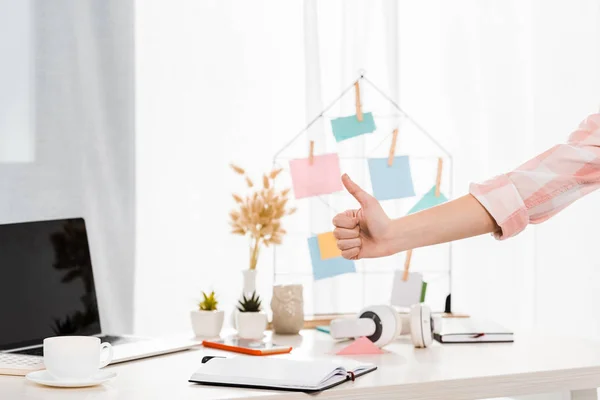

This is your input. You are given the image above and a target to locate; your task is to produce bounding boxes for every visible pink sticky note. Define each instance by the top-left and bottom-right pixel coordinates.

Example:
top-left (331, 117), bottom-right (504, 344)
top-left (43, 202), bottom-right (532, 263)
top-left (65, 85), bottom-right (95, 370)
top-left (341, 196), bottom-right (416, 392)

top-left (336, 337), bottom-right (385, 355)
top-left (289, 153), bottom-right (343, 199)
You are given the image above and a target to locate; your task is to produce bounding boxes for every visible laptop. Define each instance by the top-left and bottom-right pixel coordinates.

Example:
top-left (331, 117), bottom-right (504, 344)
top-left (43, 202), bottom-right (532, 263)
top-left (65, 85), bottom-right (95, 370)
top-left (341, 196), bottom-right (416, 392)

top-left (0, 218), bottom-right (196, 375)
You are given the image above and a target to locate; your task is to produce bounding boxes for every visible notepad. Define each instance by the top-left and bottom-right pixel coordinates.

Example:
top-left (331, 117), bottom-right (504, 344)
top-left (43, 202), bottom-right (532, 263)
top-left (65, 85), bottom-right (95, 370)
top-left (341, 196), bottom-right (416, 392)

top-left (189, 356), bottom-right (377, 392)
top-left (434, 318), bottom-right (514, 344)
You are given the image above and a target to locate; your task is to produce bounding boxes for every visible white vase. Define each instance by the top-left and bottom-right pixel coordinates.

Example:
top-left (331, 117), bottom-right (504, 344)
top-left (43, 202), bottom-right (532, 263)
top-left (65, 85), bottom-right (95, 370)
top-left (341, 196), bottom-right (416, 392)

top-left (232, 269), bottom-right (259, 329)
top-left (190, 310), bottom-right (224, 338)
top-left (242, 269), bottom-right (257, 295)
top-left (236, 311), bottom-right (267, 339)
top-left (271, 284), bottom-right (304, 334)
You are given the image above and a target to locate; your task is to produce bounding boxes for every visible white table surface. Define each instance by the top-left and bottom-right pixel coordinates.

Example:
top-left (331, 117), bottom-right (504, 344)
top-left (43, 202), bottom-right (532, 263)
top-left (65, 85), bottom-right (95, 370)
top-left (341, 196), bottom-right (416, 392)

top-left (3, 330), bottom-right (600, 400)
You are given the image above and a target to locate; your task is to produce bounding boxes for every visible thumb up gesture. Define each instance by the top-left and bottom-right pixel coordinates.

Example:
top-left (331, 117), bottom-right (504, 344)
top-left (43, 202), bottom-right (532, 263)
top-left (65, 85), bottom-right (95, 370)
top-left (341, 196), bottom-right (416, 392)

top-left (333, 174), bottom-right (394, 260)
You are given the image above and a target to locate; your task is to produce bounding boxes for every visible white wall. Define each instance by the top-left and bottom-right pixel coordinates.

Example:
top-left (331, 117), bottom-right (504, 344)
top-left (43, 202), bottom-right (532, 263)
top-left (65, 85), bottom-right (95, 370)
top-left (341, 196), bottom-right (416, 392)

top-left (0, 0), bottom-right (136, 333)
top-left (531, 0), bottom-right (600, 337)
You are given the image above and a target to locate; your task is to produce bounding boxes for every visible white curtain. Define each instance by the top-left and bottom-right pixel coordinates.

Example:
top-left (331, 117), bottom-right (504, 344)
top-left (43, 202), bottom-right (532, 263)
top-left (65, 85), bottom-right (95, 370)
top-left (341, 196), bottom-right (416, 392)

top-left (0, 0), bottom-right (34, 162)
top-left (0, 0), bottom-right (135, 333)
top-left (135, 1), bottom-right (600, 375)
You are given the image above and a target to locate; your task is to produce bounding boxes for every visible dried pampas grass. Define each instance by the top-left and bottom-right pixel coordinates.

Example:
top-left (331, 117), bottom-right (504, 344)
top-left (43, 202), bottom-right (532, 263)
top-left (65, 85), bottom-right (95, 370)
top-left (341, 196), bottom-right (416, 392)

top-left (229, 164), bottom-right (296, 270)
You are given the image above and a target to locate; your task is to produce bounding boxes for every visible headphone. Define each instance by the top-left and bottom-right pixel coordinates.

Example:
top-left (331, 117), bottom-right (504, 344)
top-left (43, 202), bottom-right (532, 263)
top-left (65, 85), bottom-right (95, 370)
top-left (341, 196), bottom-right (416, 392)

top-left (330, 304), bottom-right (434, 348)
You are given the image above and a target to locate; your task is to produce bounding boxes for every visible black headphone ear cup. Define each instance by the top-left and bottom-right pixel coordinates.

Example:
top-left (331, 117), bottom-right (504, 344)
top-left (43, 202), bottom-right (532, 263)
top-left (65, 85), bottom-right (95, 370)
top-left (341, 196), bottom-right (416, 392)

top-left (358, 305), bottom-right (398, 347)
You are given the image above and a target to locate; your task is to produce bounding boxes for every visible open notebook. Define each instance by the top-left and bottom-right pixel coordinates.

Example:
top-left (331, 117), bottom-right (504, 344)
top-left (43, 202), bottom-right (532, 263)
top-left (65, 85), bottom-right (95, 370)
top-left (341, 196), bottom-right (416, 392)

top-left (189, 356), bottom-right (377, 392)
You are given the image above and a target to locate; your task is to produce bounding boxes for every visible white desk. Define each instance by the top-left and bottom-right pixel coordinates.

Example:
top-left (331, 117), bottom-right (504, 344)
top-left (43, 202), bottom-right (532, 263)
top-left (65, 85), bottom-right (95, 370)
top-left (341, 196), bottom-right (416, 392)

top-left (2, 330), bottom-right (600, 400)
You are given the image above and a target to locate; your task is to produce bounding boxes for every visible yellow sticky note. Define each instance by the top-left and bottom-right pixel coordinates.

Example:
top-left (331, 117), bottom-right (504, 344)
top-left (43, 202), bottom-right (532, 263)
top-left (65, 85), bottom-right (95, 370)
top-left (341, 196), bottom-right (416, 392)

top-left (317, 232), bottom-right (342, 260)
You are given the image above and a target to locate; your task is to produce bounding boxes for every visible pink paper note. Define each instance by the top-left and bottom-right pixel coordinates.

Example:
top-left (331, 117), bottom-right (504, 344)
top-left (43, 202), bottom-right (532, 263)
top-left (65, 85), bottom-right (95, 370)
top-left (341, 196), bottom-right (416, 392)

top-left (289, 153), bottom-right (343, 199)
top-left (336, 337), bottom-right (385, 355)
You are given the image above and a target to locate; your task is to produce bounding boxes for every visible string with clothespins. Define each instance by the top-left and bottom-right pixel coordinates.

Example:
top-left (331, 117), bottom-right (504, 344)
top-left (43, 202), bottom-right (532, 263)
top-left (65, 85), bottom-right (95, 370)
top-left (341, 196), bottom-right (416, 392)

top-left (270, 72), bottom-right (454, 310)
top-left (402, 157), bottom-right (444, 281)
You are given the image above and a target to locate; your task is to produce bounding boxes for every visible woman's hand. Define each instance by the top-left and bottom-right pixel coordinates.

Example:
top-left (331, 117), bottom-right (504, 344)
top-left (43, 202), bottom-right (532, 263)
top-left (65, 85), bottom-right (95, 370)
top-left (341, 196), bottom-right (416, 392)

top-left (332, 174), bottom-right (394, 260)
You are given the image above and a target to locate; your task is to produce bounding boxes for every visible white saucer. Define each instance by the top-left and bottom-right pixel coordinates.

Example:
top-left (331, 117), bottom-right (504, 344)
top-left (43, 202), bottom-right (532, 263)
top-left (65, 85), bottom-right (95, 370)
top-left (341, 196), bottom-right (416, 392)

top-left (26, 370), bottom-right (117, 388)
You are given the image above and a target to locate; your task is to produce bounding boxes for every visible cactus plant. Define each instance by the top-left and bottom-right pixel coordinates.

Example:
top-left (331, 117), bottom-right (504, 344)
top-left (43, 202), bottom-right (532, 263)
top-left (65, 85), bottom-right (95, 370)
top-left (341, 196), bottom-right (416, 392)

top-left (237, 291), bottom-right (262, 312)
top-left (198, 291), bottom-right (218, 311)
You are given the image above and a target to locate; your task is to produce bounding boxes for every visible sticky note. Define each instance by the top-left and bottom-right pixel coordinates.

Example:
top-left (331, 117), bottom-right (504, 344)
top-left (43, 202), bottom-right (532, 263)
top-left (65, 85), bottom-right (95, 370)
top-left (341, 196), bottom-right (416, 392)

top-left (330, 112), bottom-right (376, 142)
top-left (390, 271), bottom-right (423, 307)
top-left (289, 153), bottom-right (343, 199)
top-left (308, 237), bottom-right (355, 280)
top-left (317, 232), bottom-right (341, 260)
top-left (420, 281), bottom-right (428, 303)
top-left (336, 337), bottom-right (385, 355)
top-left (408, 186), bottom-right (448, 214)
top-left (367, 156), bottom-right (415, 201)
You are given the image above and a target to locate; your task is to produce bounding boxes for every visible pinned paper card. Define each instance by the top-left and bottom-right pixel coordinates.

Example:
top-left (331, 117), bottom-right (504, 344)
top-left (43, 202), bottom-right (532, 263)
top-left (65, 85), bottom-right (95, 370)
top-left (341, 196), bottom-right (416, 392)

top-left (317, 232), bottom-right (341, 260)
top-left (336, 337), bottom-right (384, 355)
top-left (330, 112), bottom-right (376, 142)
top-left (367, 156), bottom-right (415, 201)
top-left (407, 186), bottom-right (448, 214)
top-left (289, 153), bottom-right (343, 199)
top-left (308, 237), bottom-right (356, 280)
top-left (390, 271), bottom-right (424, 307)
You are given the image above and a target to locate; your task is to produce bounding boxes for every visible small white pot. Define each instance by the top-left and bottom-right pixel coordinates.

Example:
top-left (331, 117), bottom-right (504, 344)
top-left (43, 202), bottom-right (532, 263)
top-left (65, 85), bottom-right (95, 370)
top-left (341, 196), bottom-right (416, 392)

top-left (190, 310), bottom-right (224, 338)
top-left (236, 311), bottom-right (267, 339)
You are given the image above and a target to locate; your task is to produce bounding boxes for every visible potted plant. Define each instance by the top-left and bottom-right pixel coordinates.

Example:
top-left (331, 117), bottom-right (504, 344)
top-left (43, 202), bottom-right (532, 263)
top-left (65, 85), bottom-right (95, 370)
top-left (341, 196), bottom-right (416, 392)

top-left (228, 164), bottom-right (296, 293)
top-left (236, 291), bottom-right (267, 339)
top-left (190, 291), bottom-right (224, 338)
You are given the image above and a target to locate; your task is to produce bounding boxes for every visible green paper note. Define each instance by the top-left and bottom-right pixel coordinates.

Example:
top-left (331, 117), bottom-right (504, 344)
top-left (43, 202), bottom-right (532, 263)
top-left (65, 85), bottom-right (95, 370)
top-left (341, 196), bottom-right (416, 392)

top-left (408, 186), bottom-right (448, 214)
top-left (420, 281), bottom-right (428, 303)
top-left (330, 112), bottom-right (376, 142)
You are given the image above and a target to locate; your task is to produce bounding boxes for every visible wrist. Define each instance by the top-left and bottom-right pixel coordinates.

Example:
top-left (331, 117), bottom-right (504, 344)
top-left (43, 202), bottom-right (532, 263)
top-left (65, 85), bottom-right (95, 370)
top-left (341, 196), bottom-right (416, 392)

top-left (380, 218), bottom-right (410, 256)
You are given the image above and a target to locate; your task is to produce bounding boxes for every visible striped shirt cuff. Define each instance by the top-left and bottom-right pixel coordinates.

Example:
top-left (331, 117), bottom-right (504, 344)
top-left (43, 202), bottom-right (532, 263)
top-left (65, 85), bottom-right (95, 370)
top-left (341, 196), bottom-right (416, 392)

top-left (469, 174), bottom-right (530, 240)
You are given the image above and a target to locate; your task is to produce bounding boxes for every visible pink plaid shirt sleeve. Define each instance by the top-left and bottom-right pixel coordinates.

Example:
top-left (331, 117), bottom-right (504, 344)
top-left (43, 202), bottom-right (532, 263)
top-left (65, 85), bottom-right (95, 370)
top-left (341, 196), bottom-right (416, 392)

top-left (469, 113), bottom-right (600, 240)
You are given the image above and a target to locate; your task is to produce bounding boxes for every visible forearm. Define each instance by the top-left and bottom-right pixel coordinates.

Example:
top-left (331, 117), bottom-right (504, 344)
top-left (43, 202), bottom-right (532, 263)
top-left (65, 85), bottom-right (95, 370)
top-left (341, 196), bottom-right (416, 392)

top-left (385, 194), bottom-right (498, 255)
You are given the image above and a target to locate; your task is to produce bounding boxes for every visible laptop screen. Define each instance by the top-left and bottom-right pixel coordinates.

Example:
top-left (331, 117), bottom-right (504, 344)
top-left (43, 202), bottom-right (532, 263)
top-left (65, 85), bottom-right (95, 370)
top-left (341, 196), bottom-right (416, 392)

top-left (0, 218), bottom-right (101, 350)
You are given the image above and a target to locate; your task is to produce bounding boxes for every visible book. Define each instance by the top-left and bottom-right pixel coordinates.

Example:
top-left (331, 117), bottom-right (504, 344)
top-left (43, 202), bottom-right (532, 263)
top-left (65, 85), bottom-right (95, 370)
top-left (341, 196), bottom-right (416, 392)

top-left (188, 356), bottom-right (377, 392)
top-left (434, 318), bottom-right (514, 343)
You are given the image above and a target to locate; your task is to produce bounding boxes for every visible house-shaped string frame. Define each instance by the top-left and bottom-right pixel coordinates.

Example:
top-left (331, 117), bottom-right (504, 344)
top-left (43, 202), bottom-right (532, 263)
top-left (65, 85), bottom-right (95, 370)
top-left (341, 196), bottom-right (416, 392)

top-left (271, 73), bottom-right (454, 315)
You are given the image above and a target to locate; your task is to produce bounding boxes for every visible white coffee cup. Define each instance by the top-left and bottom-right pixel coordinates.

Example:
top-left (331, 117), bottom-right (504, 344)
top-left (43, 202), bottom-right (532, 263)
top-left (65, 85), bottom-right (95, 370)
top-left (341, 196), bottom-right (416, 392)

top-left (43, 336), bottom-right (113, 381)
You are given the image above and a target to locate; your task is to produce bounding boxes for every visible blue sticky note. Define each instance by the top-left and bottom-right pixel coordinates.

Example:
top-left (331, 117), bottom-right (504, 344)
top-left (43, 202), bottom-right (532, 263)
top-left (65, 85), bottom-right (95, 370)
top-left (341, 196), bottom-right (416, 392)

top-left (330, 112), bottom-right (376, 142)
top-left (367, 156), bottom-right (415, 201)
top-left (308, 237), bottom-right (356, 280)
top-left (408, 186), bottom-right (448, 214)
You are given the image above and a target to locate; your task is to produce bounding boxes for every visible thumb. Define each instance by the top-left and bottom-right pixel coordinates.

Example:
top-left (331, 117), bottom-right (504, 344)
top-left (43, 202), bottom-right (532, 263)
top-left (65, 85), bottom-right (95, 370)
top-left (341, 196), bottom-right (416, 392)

top-left (342, 174), bottom-right (373, 206)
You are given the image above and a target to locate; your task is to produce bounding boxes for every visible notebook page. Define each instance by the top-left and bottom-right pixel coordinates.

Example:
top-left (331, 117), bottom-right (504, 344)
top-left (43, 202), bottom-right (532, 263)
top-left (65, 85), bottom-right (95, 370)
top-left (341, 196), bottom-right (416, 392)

top-left (193, 357), bottom-right (345, 388)
top-left (441, 319), bottom-right (512, 335)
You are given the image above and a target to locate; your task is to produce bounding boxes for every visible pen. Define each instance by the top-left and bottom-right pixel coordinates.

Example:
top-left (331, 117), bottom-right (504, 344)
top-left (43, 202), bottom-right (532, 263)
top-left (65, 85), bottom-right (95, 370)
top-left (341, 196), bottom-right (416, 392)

top-left (201, 356), bottom-right (226, 364)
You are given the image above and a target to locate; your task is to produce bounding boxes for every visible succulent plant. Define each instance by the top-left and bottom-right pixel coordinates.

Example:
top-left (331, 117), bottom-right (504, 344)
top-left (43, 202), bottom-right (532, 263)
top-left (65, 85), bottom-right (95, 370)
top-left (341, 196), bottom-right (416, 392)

top-left (198, 291), bottom-right (218, 311)
top-left (237, 291), bottom-right (262, 313)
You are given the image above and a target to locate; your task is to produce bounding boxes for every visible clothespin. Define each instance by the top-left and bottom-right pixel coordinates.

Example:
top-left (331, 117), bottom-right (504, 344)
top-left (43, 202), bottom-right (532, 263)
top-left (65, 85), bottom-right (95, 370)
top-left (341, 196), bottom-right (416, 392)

top-left (402, 249), bottom-right (413, 281)
top-left (309, 140), bottom-right (315, 165)
top-left (354, 82), bottom-right (363, 122)
top-left (435, 157), bottom-right (443, 197)
top-left (387, 128), bottom-right (399, 167)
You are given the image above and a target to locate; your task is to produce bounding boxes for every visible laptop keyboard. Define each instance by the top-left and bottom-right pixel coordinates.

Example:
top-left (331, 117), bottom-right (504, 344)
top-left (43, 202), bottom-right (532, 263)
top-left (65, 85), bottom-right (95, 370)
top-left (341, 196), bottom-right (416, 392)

top-left (12, 347), bottom-right (43, 356)
top-left (11, 335), bottom-right (140, 357)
